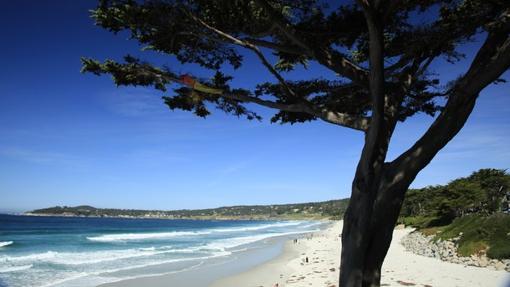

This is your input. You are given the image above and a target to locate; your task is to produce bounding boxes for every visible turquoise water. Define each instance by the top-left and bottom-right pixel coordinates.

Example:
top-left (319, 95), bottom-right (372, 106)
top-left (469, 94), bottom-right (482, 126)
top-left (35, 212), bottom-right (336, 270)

top-left (0, 214), bottom-right (322, 287)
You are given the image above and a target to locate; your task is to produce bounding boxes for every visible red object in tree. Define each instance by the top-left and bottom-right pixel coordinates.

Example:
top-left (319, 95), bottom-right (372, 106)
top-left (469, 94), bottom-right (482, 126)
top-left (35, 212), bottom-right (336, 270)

top-left (180, 74), bottom-right (196, 87)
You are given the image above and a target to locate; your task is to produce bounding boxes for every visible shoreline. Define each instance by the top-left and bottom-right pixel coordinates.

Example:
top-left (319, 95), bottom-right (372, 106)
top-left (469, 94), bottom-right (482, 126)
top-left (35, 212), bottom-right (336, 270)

top-left (95, 225), bottom-right (329, 287)
top-left (94, 222), bottom-right (337, 287)
top-left (209, 240), bottom-right (301, 287)
top-left (212, 221), bottom-right (510, 287)
top-left (210, 220), bottom-right (340, 287)
top-left (93, 220), bottom-right (510, 287)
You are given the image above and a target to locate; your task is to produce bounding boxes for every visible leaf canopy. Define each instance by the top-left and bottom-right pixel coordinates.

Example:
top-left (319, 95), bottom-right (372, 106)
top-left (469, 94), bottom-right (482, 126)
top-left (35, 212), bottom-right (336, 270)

top-left (82, 0), bottom-right (509, 130)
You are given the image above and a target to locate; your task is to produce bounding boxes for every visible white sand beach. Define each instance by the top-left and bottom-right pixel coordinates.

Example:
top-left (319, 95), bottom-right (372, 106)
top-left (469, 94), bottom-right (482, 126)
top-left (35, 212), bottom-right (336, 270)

top-left (210, 221), bottom-right (510, 287)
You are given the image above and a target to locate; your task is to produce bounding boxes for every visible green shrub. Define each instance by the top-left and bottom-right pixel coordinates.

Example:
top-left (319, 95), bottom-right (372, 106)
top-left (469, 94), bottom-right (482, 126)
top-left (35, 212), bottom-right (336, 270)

top-left (457, 241), bottom-right (488, 257)
top-left (435, 214), bottom-right (510, 259)
top-left (398, 216), bottom-right (437, 228)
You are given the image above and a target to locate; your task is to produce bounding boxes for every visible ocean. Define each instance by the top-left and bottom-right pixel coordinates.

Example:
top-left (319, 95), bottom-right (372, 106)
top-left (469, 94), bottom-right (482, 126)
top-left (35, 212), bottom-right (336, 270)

top-left (0, 214), bottom-right (323, 287)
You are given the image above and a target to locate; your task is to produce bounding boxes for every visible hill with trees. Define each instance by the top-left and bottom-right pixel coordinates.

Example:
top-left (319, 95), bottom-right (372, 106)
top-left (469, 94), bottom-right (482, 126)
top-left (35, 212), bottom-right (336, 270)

top-left (398, 168), bottom-right (510, 259)
top-left (27, 199), bottom-right (349, 220)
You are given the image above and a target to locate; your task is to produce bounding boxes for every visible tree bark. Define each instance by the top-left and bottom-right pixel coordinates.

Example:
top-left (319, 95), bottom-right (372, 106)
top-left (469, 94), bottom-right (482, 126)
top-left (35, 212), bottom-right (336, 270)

top-left (340, 164), bottom-right (409, 287)
top-left (360, 168), bottom-right (409, 287)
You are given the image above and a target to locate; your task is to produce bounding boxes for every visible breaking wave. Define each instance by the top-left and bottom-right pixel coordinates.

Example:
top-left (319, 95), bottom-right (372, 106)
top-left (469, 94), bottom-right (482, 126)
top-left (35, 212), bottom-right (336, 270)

top-left (0, 264), bottom-right (32, 273)
top-left (87, 221), bottom-right (305, 242)
top-left (0, 241), bottom-right (13, 248)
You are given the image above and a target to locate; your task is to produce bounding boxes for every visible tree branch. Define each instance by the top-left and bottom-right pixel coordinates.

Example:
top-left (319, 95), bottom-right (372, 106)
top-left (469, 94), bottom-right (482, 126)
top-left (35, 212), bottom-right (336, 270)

top-left (391, 28), bottom-right (510, 185)
top-left (319, 110), bottom-right (371, 131)
top-left (181, 10), bottom-right (372, 131)
top-left (183, 9), bottom-right (298, 99)
top-left (254, 0), bottom-right (370, 87)
top-left (358, 2), bottom-right (387, 121)
top-left (354, 0), bottom-right (397, 191)
top-left (218, 91), bottom-right (369, 130)
top-left (83, 56), bottom-right (369, 131)
top-left (253, 0), bottom-right (312, 52)
top-left (314, 49), bottom-right (370, 87)
top-left (241, 38), bottom-right (303, 55)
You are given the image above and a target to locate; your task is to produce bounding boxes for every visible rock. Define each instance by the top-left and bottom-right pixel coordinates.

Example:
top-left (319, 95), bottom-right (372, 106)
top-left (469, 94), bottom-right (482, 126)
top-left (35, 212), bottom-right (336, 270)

top-left (400, 230), bottom-right (509, 271)
top-left (395, 224), bottom-right (406, 230)
top-left (478, 257), bottom-right (488, 267)
top-left (494, 261), bottom-right (506, 271)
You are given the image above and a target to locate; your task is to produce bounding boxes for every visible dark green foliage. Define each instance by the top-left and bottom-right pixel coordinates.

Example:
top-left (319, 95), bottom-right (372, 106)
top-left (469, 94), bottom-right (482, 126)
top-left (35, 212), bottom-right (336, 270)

top-left (398, 215), bottom-right (437, 229)
top-left (437, 214), bottom-right (510, 259)
top-left (468, 168), bottom-right (510, 213)
top-left (30, 198), bottom-right (350, 220)
top-left (81, 0), bottom-right (509, 126)
top-left (81, 56), bottom-right (176, 91)
top-left (400, 169), bottom-right (510, 225)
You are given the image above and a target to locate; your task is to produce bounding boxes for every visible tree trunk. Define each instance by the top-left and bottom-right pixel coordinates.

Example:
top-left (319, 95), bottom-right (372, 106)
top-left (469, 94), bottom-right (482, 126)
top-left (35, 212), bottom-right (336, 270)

top-left (337, 9), bottom-right (510, 287)
top-left (339, 166), bottom-right (409, 287)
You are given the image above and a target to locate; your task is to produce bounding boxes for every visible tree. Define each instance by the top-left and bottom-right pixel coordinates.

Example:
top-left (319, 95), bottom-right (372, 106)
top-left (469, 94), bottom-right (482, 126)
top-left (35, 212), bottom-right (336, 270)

top-left (81, 1), bottom-right (510, 286)
top-left (468, 168), bottom-right (509, 213)
top-left (437, 178), bottom-right (484, 220)
top-left (399, 169), bottom-right (510, 223)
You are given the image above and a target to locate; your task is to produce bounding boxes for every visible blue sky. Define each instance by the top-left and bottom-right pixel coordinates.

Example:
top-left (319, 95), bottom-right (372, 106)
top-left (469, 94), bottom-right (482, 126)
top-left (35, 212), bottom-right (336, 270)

top-left (0, 0), bottom-right (508, 213)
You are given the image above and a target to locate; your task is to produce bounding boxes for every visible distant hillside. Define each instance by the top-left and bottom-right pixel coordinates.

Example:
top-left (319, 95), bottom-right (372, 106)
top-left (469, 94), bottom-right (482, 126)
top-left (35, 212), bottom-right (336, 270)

top-left (27, 199), bottom-right (350, 220)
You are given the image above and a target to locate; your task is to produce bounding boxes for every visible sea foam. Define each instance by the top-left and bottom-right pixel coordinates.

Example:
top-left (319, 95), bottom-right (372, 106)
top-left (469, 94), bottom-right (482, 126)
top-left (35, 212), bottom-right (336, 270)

top-left (0, 247), bottom-right (191, 266)
top-left (0, 241), bottom-right (13, 248)
top-left (211, 221), bottom-right (303, 233)
top-left (87, 221), bottom-right (304, 242)
top-left (87, 231), bottom-right (211, 242)
top-left (0, 264), bottom-right (32, 273)
top-left (204, 228), bottom-right (320, 251)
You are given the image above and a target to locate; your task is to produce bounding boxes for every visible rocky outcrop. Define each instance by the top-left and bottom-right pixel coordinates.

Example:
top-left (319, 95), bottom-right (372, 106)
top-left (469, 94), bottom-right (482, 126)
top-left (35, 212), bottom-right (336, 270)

top-left (401, 230), bottom-right (510, 272)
